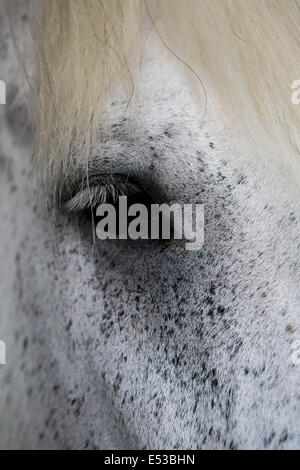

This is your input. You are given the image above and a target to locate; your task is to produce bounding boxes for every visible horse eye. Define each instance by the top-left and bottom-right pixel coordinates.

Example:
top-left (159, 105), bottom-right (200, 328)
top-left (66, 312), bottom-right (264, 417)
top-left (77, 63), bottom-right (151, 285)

top-left (62, 176), bottom-right (154, 230)
top-left (62, 175), bottom-right (174, 243)
top-left (62, 175), bottom-right (150, 214)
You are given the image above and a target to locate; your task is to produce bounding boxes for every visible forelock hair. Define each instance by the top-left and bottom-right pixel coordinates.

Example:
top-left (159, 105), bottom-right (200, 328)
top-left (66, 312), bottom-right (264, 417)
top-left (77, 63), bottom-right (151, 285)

top-left (15, 0), bottom-right (300, 196)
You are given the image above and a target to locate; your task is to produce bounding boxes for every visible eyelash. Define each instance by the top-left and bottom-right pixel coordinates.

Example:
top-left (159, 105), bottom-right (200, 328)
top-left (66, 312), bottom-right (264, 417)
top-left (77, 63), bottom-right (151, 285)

top-left (63, 175), bottom-right (144, 213)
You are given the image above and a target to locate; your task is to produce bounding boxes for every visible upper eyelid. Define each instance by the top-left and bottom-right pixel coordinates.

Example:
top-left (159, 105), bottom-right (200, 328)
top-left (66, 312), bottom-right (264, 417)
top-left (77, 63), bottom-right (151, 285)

top-left (59, 145), bottom-right (169, 212)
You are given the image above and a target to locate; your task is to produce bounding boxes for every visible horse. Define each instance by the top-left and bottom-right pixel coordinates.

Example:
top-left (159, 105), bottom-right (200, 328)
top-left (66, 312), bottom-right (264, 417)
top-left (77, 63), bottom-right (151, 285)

top-left (0, 0), bottom-right (299, 449)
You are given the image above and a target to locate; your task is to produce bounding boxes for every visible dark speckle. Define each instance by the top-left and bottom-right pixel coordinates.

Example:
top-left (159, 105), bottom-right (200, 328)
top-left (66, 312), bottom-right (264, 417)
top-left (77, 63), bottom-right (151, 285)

top-left (285, 325), bottom-right (294, 334)
top-left (264, 431), bottom-right (275, 448)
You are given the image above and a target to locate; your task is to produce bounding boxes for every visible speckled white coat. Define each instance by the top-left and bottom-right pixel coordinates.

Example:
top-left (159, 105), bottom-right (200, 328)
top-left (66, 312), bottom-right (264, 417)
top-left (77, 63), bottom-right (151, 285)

top-left (0, 0), bottom-right (299, 450)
